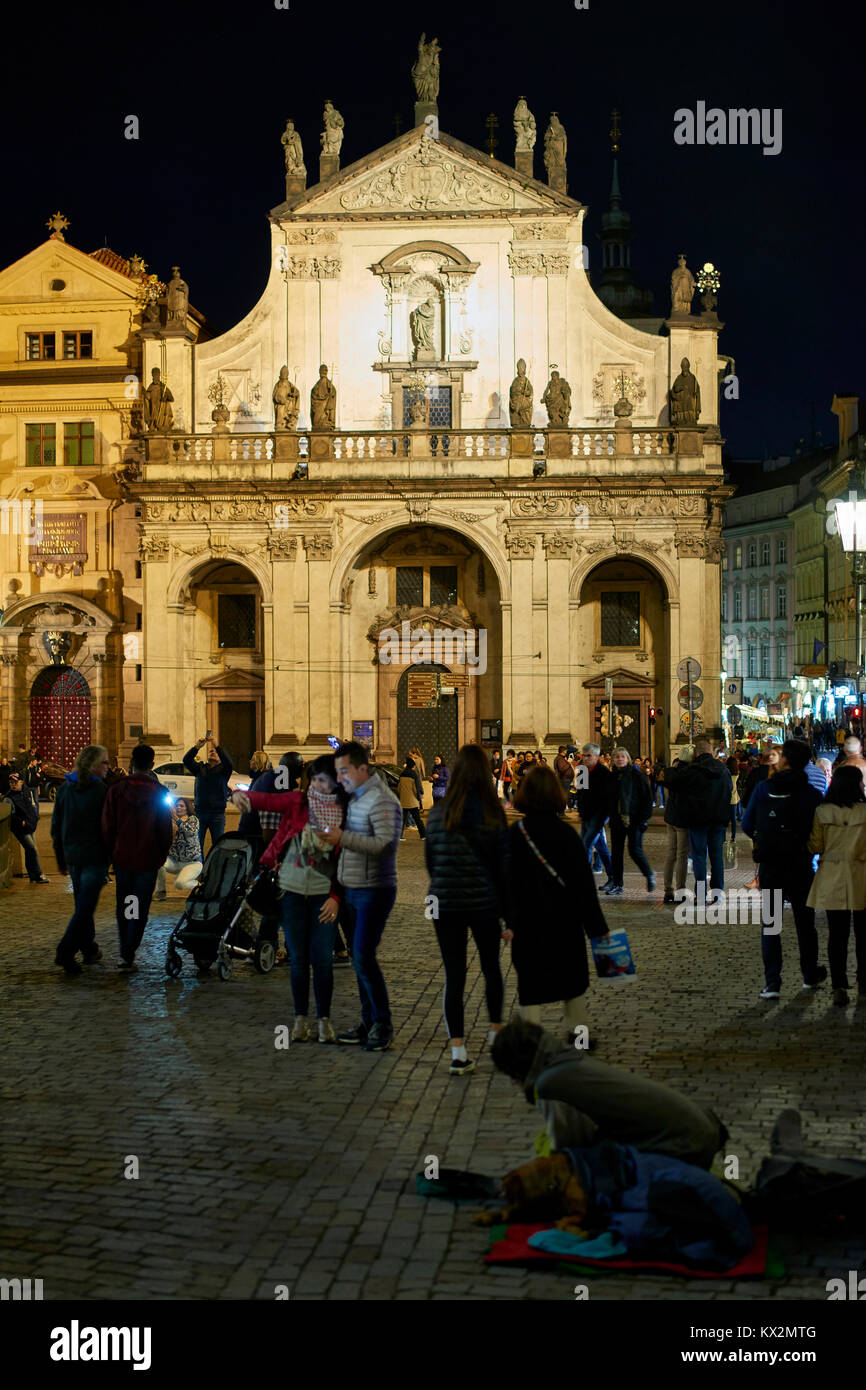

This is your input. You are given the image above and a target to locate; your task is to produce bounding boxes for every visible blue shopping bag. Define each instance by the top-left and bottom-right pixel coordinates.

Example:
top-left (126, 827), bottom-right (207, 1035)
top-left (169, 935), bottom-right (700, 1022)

top-left (591, 929), bottom-right (636, 980)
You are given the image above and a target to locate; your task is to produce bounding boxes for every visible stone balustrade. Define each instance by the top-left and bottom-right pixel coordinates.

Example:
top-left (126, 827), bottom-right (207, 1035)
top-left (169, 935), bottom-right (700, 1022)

top-left (139, 424), bottom-right (714, 484)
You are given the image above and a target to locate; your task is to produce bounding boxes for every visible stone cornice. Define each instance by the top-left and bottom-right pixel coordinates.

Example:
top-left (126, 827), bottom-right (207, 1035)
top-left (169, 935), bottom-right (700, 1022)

top-left (0, 399), bottom-right (124, 413)
top-left (0, 302), bottom-right (134, 314)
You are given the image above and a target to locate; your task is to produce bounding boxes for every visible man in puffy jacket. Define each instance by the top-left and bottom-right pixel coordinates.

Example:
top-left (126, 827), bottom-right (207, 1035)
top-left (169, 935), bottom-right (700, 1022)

top-left (4, 769), bottom-right (48, 882)
top-left (742, 738), bottom-right (826, 999)
top-left (665, 737), bottom-right (732, 896)
top-left (183, 736), bottom-right (234, 854)
top-left (318, 740), bottom-right (402, 1053)
top-left (102, 744), bottom-right (173, 967)
top-left (604, 748), bottom-right (654, 896)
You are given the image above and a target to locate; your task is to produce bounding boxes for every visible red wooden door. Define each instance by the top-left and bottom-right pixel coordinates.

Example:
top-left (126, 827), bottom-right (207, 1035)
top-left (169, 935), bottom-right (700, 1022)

top-left (30, 667), bottom-right (92, 767)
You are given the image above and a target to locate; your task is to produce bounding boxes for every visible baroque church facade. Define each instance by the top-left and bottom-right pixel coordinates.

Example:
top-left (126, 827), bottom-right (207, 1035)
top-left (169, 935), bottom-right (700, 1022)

top-left (0, 65), bottom-right (731, 769)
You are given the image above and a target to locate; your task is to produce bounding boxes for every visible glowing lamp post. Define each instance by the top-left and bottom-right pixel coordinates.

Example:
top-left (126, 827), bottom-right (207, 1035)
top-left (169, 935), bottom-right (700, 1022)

top-left (832, 482), bottom-right (866, 682)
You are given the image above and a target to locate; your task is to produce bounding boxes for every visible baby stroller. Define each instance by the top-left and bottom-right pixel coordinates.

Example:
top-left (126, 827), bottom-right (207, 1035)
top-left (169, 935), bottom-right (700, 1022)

top-left (164, 831), bottom-right (276, 980)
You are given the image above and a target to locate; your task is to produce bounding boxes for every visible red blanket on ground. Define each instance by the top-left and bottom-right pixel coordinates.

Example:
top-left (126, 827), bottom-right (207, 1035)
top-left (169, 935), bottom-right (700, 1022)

top-left (484, 1223), bottom-right (771, 1278)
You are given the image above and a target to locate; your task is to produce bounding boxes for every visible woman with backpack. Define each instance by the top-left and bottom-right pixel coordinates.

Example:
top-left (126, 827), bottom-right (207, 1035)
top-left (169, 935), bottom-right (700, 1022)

top-left (507, 765), bottom-right (608, 1033)
top-left (425, 744), bottom-right (510, 1075)
top-left (807, 765), bottom-right (866, 1007)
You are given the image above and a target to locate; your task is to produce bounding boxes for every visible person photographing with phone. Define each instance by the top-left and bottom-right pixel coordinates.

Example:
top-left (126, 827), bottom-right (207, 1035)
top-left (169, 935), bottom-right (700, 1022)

top-left (183, 732), bottom-right (233, 855)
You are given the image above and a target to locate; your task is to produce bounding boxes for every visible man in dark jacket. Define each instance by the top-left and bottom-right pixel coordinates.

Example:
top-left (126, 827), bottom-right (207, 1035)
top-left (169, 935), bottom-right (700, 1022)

top-left (604, 749), bottom-right (654, 896)
top-left (183, 737), bottom-right (234, 854)
top-left (554, 746), bottom-right (573, 796)
top-left (102, 744), bottom-right (173, 967)
top-left (742, 739), bottom-right (826, 999)
top-left (52, 751), bottom-right (112, 972)
top-left (4, 769), bottom-right (49, 882)
top-left (665, 737), bottom-right (733, 895)
top-left (492, 1021), bottom-right (727, 1169)
top-left (576, 743), bottom-right (614, 887)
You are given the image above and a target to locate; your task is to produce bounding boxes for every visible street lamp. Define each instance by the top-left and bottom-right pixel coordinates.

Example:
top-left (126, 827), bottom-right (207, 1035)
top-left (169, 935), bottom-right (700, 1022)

top-left (831, 461), bottom-right (866, 688)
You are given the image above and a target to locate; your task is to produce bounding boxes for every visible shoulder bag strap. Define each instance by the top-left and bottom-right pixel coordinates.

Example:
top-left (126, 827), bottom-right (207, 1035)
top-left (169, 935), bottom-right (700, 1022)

top-left (518, 819), bottom-right (567, 889)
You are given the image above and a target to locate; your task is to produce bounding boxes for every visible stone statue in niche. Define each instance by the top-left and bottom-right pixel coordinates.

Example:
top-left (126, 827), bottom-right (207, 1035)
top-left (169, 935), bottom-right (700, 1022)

top-left (509, 359), bottom-right (534, 427)
top-left (310, 364), bottom-right (336, 429)
top-left (273, 366), bottom-right (300, 430)
top-left (670, 254), bottom-right (695, 316)
top-left (513, 97), bottom-right (536, 152)
top-left (541, 369), bottom-right (572, 426)
top-left (669, 356), bottom-right (701, 427)
top-left (410, 295), bottom-right (437, 359)
top-left (144, 367), bottom-right (174, 432)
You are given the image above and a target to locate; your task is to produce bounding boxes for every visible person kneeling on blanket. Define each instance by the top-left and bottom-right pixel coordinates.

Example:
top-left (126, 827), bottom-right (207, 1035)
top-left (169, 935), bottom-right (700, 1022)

top-left (491, 1020), bottom-right (728, 1170)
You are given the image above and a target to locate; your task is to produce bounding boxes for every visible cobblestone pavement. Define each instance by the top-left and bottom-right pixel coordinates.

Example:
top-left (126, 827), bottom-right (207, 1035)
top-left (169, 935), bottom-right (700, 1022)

top-left (1, 812), bottom-right (864, 1302)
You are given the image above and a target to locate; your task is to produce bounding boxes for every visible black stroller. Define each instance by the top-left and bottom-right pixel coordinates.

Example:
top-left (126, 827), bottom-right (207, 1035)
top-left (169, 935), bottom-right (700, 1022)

top-left (164, 832), bottom-right (276, 980)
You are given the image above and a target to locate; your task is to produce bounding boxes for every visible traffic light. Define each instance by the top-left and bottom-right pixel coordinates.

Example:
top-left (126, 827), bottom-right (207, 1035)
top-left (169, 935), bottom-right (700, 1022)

top-left (854, 707), bottom-right (862, 721)
top-left (649, 707), bottom-right (657, 725)
top-left (595, 705), bottom-right (603, 733)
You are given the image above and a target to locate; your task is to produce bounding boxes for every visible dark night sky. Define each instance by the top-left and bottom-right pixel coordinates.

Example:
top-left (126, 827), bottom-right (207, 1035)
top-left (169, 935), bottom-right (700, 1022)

top-left (3, 0), bottom-right (862, 458)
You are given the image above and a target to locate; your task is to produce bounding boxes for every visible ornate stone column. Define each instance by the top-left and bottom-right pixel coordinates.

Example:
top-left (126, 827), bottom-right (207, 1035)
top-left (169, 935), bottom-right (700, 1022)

top-left (139, 535), bottom-right (173, 747)
top-left (505, 531), bottom-right (537, 743)
top-left (303, 533), bottom-right (335, 742)
top-left (543, 533), bottom-right (574, 741)
top-left (268, 532), bottom-right (299, 745)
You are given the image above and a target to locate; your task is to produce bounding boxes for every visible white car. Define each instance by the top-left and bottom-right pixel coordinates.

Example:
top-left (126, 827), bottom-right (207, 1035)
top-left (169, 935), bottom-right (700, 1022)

top-left (154, 762), bottom-right (250, 807)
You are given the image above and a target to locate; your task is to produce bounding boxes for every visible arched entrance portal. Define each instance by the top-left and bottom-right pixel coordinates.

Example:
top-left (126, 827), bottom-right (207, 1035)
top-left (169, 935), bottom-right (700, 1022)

top-left (30, 666), bottom-right (92, 766)
top-left (578, 557), bottom-right (669, 758)
top-left (347, 524), bottom-right (502, 765)
top-left (186, 561), bottom-right (265, 763)
top-left (396, 663), bottom-right (459, 768)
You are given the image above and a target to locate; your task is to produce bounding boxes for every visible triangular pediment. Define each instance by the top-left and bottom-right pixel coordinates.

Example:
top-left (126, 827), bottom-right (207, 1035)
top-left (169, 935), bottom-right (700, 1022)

top-left (583, 667), bottom-right (657, 689)
top-left (0, 239), bottom-right (142, 306)
top-left (198, 667), bottom-right (265, 691)
top-left (272, 128), bottom-right (583, 220)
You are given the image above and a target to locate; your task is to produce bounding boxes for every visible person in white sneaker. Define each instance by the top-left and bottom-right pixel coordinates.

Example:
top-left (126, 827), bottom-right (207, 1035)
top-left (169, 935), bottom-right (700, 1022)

top-left (154, 798), bottom-right (203, 900)
top-left (234, 754), bottom-right (346, 1044)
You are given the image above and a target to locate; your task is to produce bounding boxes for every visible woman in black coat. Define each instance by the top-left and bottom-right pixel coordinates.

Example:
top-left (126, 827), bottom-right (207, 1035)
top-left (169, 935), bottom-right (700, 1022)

top-left (507, 765), bottom-right (608, 1032)
top-left (425, 744), bottom-right (509, 1075)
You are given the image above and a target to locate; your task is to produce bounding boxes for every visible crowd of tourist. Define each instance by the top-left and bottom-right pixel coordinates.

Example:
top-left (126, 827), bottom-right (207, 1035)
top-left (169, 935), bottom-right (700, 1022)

top-left (6, 717), bottom-right (864, 1069)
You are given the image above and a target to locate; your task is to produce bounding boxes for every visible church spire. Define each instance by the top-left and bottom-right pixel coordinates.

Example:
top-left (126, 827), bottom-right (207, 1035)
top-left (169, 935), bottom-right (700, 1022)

top-left (597, 110), bottom-right (654, 322)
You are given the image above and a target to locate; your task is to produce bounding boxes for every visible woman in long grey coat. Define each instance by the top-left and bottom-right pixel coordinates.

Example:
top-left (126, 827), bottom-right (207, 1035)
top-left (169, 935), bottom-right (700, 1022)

top-left (807, 765), bottom-right (866, 1007)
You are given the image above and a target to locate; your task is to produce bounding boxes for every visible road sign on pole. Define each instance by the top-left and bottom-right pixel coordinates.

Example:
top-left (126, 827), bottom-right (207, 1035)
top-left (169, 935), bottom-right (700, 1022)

top-left (677, 657), bottom-right (702, 683)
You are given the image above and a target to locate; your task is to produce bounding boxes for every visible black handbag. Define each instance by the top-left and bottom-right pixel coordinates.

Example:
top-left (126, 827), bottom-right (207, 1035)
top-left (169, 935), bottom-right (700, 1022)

top-left (245, 865), bottom-right (284, 916)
